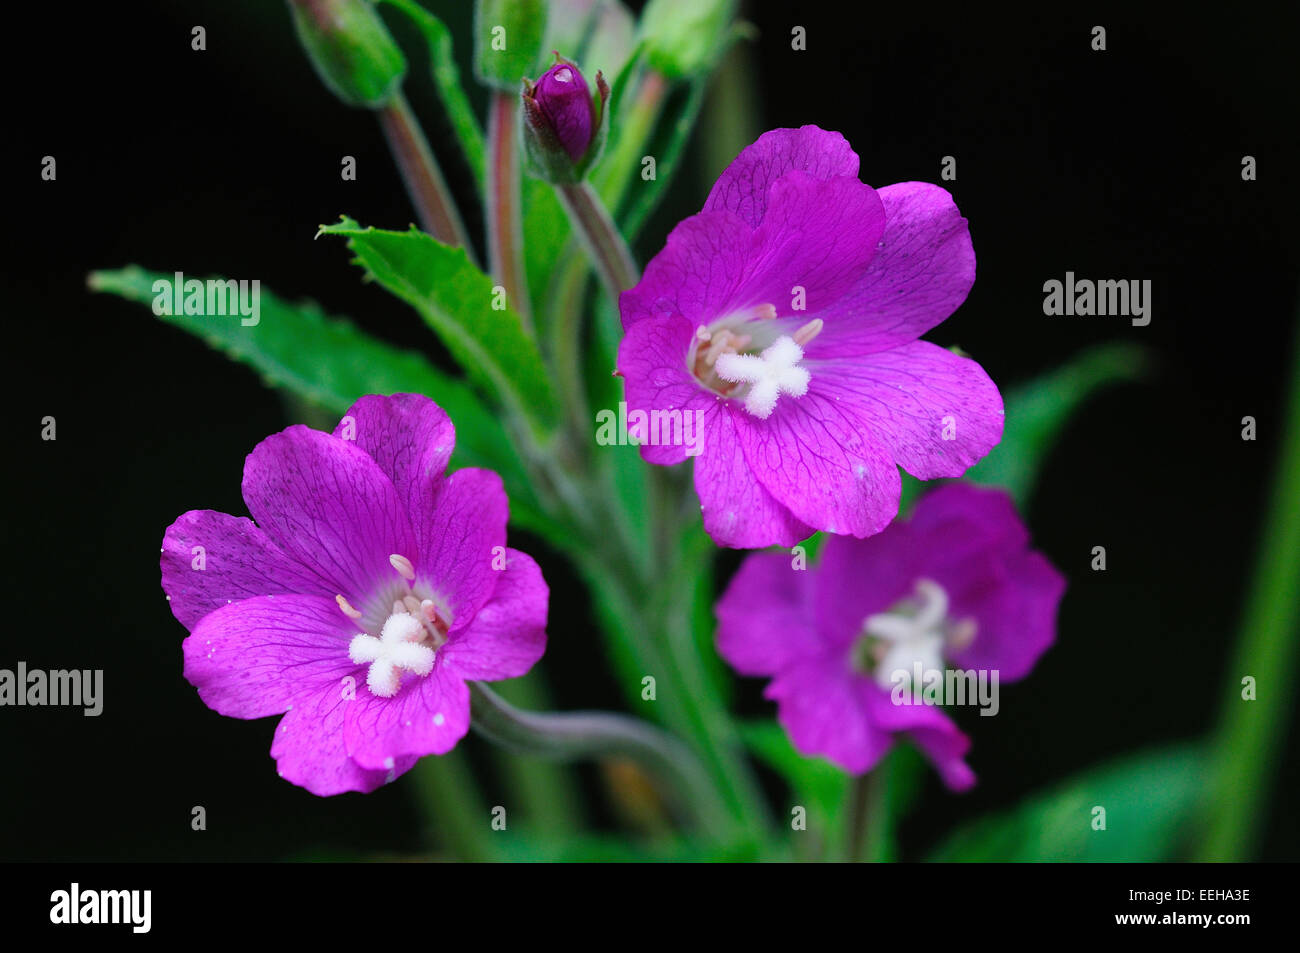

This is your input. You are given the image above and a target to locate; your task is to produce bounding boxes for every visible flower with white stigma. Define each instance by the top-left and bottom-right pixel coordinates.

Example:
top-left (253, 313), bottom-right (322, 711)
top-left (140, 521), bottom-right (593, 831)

top-left (715, 336), bottom-right (810, 419)
top-left (618, 125), bottom-right (1004, 548)
top-left (161, 394), bottom-right (549, 796)
top-left (715, 484), bottom-right (1064, 790)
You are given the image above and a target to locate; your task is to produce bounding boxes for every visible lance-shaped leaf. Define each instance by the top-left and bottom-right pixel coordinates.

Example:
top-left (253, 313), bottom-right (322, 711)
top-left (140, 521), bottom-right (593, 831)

top-left (86, 265), bottom-right (564, 542)
top-left (927, 743), bottom-right (1205, 862)
top-left (317, 216), bottom-right (559, 434)
top-left (964, 340), bottom-right (1150, 506)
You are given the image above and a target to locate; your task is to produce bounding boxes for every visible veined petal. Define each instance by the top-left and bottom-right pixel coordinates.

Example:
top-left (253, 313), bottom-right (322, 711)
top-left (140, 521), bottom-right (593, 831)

top-left (731, 387), bottom-right (902, 540)
top-left (342, 664), bottom-right (470, 770)
top-left (617, 313), bottom-right (713, 466)
top-left (619, 209), bottom-right (754, 330)
top-left (694, 404), bottom-right (815, 548)
top-left (271, 686), bottom-right (415, 796)
top-left (704, 125), bottom-right (860, 228)
top-left (183, 594), bottom-right (359, 720)
top-left (808, 340), bottom-right (1004, 482)
top-left (813, 182), bottom-right (976, 356)
top-left (440, 548), bottom-right (548, 681)
top-left (335, 393), bottom-right (455, 544)
top-left (241, 425), bottom-right (418, 619)
top-left (715, 551), bottom-right (824, 676)
top-left (162, 510), bottom-right (337, 630)
top-left (417, 467), bottom-right (508, 632)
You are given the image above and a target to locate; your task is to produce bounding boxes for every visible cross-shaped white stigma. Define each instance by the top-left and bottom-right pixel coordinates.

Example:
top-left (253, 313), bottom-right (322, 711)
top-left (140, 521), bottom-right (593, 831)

top-left (862, 579), bottom-right (951, 689)
top-left (349, 613), bottom-right (436, 698)
top-left (714, 335), bottom-right (810, 419)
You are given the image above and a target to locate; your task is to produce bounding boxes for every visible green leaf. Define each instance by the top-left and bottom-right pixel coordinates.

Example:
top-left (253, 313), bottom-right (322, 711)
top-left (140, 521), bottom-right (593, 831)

top-left (86, 265), bottom-right (560, 539)
top-left (522, 174), bottom-right (573, 320)
top-left (965, 341), bottom-right (1150, 506)
top-left (618, 70), bottom-right (709, 241)
top-left (493, 832), bottom-right (759, 862)
top-left (378, 0), bottom-right (485, 187)
top-left (317, 216), bottom-right (559, 434)
top-left (927, 743), bottom-right (1206, 862)
top-left (472, 0), bottom-right (546, 90)
top-left (739, 720), bottom-right (849, 821)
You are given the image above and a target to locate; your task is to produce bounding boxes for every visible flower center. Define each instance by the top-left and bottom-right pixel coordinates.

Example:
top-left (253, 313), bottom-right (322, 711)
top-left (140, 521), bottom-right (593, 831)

top-left (340, 553), bottom-right (451, 698)
top-left (851, 579), bottom-right (977, 689)
top-left (688, 303), bottom-right (823, 419)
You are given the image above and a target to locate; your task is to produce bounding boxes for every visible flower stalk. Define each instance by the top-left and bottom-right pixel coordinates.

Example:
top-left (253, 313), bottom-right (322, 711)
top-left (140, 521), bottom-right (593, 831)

top-left (487, 91), bottom-right (533, 333)
top-left (377, 92), bottom-right (474, 256)
top-left (468, 681), bottom-right (731, 835)
top-left (554, 181), bottom-right (639, 303)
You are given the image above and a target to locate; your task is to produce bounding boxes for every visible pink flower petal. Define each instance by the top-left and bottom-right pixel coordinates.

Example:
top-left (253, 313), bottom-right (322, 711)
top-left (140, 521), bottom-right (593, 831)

top-left (695, 403), bottom-right (815, 548)
top-left (704, 125), bottom-right (860, 228)
top-left (730, 387), bottom-right (902, 539)
top-left (440, 548), bottom-right (548, 681)
top-left (241, 425), bottom-right (418, 619)
top-left (342, 665), bottom-right (470, 771)
top-left (162, 510), bottom-right (337, 630)
top-left (814, 182), bottom-right (976, 356)
top-left (183, 594), bottom-right (358, 720)
top-left (809, 340), bottom-right (1004, 481)
top-left (715, 551), bottom-right (825, 675)
top-left (271, 686), bottom-right (415, 796)
top-left (418, 467), bottom-right (508, 632)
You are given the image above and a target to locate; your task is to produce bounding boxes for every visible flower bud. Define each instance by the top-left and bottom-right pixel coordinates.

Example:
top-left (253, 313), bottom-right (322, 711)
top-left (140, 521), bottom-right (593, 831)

top-left (286, 0), bottom-right (407, 109)
top-left (521, 55), bottom-right (610, 183)
top-left (638, 0), bottom-right (736, 79)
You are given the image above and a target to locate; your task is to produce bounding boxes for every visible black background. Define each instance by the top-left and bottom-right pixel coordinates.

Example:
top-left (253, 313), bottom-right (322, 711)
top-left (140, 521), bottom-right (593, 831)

top-left (3, 1), bottom-right (1298, 861)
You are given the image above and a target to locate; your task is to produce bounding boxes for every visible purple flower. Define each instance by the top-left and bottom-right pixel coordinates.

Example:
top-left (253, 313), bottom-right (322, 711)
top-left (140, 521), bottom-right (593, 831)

top-left (527, 56), bottom-right (594, 161)
top-left (617, 125), bottom-right (1004, 548)
top-left (715, 484), bottom-right (1065, 789)
top-left (161, 394), bottom-right (548, 796)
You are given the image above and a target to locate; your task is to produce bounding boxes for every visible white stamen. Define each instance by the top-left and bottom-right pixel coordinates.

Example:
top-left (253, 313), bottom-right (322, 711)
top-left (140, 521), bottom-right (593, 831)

top-left (792, 318), bottom-right (823, 347)
top-left (335, 594), bottom-right (363, 620)
top-left (714, 335), bottom-right (810, 418)
top-left (389, 553), bottom-right (416, 581)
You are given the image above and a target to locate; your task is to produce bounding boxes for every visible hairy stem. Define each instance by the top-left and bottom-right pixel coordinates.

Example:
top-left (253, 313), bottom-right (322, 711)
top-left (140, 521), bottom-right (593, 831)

top-left (469, 681), bottom-right (731, 835)
top-left (554, 181), bottom-right (639, 303)
top-left (377, 92), bottom-right (473, 256)
top-left (486, 91), bottom-right (532, 334)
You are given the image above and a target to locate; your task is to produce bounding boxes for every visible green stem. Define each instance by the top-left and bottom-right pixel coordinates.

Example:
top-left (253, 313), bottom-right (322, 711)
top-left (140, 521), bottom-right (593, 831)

top-left (1199, 297), bottom-right (1300, 860)
top-left (410, 747), bottom-right (499, 861)
top-left (377, 92), bottom-right (474, 257)
top-left (843, 769), bottom-right (889, 862)
top-left (486, 91), bottom-right (533, 334)
top-left (554, 181), bottom-right (639, 303)
top-left (488, 670), bottom-right (583, 837)
top-left (469, 681), bottom-right (730, 834)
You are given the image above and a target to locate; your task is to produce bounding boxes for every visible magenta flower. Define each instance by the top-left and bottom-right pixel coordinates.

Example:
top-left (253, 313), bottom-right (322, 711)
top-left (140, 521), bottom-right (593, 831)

top-left (161, 394), bottom-right (548, 795)
top-left (715, 484), bottom-right (1064, 789)
top-left (617, 125), bottom-right (1004, 548)
top-left (527, 57), bottom-right (594, 161)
